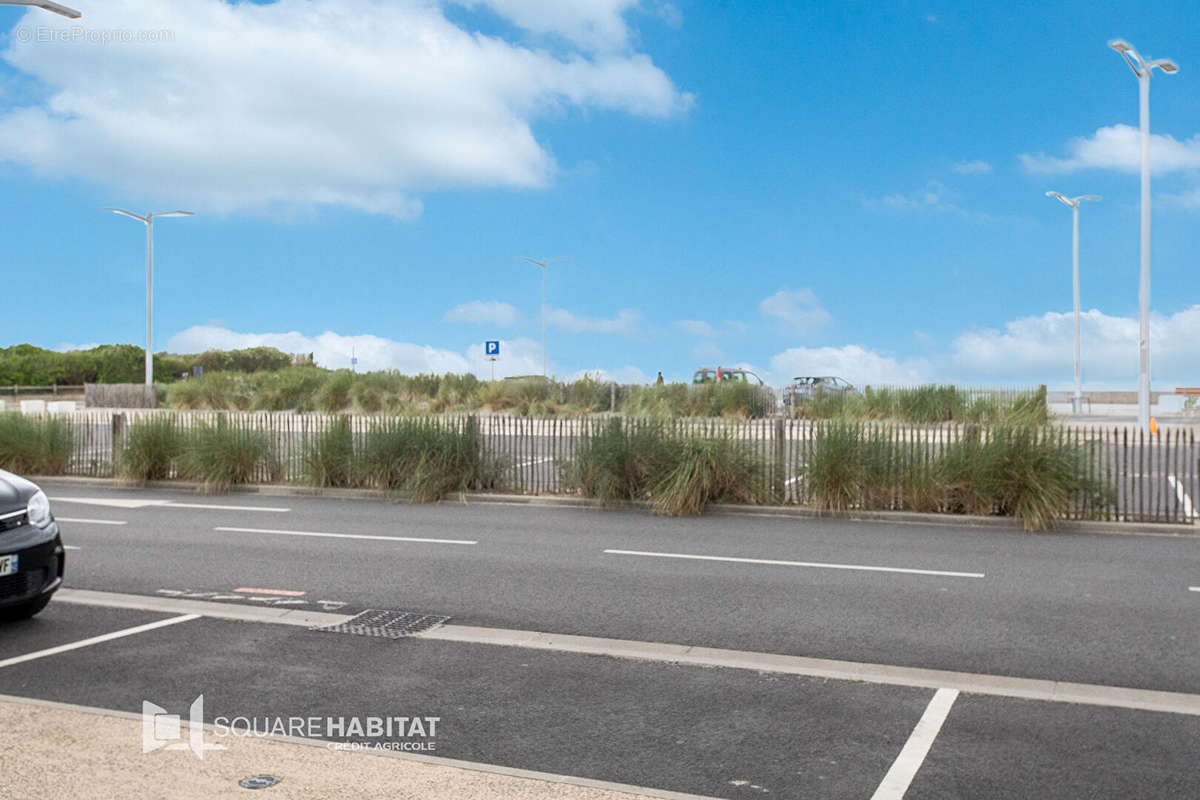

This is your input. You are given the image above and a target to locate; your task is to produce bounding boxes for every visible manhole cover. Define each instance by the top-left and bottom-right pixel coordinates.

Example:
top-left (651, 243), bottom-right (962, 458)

top-left (310, 609), bottom-right (451, 639)
top-left (239, 775), bottom-right (282, 790)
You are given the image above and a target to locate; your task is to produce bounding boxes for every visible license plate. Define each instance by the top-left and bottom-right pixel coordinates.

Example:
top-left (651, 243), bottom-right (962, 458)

top-left (0, 554), bottom-right (17, 577)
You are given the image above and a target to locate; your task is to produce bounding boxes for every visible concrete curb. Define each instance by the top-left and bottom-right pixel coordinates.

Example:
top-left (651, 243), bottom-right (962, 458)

top-left (51, 590), bottom-right (1200, 719)
top-left (32, 475), bottom-right (1199, 538)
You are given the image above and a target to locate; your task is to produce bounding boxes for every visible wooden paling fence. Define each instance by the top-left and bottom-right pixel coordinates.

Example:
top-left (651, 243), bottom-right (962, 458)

top-left (52, 411), bottom-right (1197, 524)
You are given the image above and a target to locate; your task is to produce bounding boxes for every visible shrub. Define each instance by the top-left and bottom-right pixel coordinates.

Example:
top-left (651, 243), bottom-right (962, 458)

top-left (360, 417), bottom-right (496, 501)
top-left (802, 422), bottom-right (1098, 530)
top-left (0, 413), bottom-right (73, 475)
top-left (118, 416), bottom-right (183, 483)
top-left (623, 384), bottom-right (688, 418)
top-left (303, 417), bottom-right (358, 488)
top-left (803, 422), bottom-right (865, 512)
top-left (566, 420), bottom-right (768, 515)
top-left (479, 377), bottom-right (554, 412)
top-left (565, 419), bottom-right (674, 503)
top-left (251, 367), bottom-right (328, 412)
top-left (314, 371), bottom-right (355, 413)
top-left (652, 436), bottom-right (768, 516)
top-left (970, 426), bottom-right (1085, 532)
top-left (179, 417), bottom-right (279, 493)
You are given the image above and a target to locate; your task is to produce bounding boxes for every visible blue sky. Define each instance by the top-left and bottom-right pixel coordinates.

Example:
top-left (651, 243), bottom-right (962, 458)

top-left (2, 0), bottom-right (1198, 389)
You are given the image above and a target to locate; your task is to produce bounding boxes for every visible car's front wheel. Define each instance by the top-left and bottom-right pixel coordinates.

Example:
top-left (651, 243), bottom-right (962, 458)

top-left (0, 596), bottom-right (51, 622)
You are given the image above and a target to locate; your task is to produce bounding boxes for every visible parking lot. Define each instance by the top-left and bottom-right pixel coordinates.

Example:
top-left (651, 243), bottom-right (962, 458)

top-left (3, 485), bottom-right (1199, 798)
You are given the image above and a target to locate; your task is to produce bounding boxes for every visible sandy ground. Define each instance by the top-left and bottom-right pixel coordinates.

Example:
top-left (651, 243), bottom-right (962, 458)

top-left (0, 698), bottom-right (650, 800)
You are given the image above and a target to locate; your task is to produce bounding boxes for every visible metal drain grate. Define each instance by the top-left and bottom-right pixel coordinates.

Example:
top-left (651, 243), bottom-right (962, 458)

top-left (310, 609), bottom-right (451, 639)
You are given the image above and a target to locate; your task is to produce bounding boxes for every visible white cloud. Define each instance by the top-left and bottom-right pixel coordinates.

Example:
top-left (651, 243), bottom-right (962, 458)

top-left (951, 307), bottom-right (1200, 383)
top-left (759, 289), bottom-right (832, 335)
top-left (166, 325), bottom-right (579, 379)
top-left (652, 3), bottom-right (684, 28)
top-left (464, 337), bottom-right (549, 377)
top-left (873, 180), bottom-right (975, 217)
top-left (456, 0), bottom-right (637, 52)
top-left (674, 319), bottom-right (747, 339)
top-left (0, 0), bottom-right (691, 218)
top-left (167, 325), bottom-right (471, 374)
top-left (444, 301), bottom-right (522, 326)
top-left (546, 307), bottom-right (640, 335)
top-left (1020, 124), bottom-right (1200, 175)
top-left (692, 342), bottom-right (724, 363)
top-left (675, 319), bottom-right (717, 337)
top-left (1160, 186), bottom-right (1200, 209)
top-left (952, 160), bottom-right (992, 175)
top-left (767, 345), bottom-right (929, 387)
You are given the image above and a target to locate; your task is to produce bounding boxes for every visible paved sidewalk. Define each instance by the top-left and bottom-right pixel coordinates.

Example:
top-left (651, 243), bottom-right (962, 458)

top-left (0, 698), bottom-right (668, 800)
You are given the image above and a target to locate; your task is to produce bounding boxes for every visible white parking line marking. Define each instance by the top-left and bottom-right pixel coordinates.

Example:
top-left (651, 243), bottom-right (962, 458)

top-left (1167, 475), bottom-right (1196, 519)
top-left (56, 518), bottom-right (127, 526)
top-left (63, 545), bottom-right (82, 551)
top-left (604, 549), bottom-right (984, 579)
top-left (0, 614), bottom-right (199, 670)
top-left (214, 527), bottom-right (477, 545)
top-left (870, 688), bottom-right (959, 800)
top-left (1189, 587), bottom-right (1199, 593)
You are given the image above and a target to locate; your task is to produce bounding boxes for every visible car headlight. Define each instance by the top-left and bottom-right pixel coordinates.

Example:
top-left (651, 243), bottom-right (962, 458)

top-left (27, 490), bottom-right (52, 528)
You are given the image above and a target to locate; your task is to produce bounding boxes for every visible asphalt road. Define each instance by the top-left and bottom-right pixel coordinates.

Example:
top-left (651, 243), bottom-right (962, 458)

top-left (1, 483), bottom-right (1197, 798)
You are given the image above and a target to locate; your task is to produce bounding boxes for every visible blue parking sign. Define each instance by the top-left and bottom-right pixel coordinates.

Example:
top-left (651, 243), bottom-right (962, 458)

top-left (485, 341), bottom-right (500, 356)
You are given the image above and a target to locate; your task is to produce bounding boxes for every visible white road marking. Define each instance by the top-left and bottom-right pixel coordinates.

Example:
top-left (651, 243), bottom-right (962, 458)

top-left (214, 526), bottom-right (477, 545)
top-left (317, 600), bottom-right (348, 610)
top-left (234, 587), bottom-right (306, 597)
top-left (166, 502), bottom-right (290, 513)
top-left (63, 545), bottom-right (82, 551)
top-left (55, 518), bottom-right (127, 526)
top-left (52, 497), bottom-right (288, 513)
top-left (604, 549), bottom-right (984, 579)
top-left (1189, 587), bottom-right (1199, 593)
top-left (870, 689), bottom-right (959, 800)
top-left (517, 457), bottom-right (555, 468)
top-left (53, 497), bottom-right (170, 509)
top-left (0, 614), bottom-right (199, 670)
top-left (1167, 475), bottom-right (1196, 519)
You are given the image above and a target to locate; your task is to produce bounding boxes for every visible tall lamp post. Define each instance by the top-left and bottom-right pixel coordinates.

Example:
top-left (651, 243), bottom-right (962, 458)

top-left (1046, 192), bottom-right (1100, 415)
top-left (0, 1), bottom-right (81, 18)
top-left (518, 256), bottom-right (567, 379)
top-left (107, 209), bottom-right (195, 388)
top-left (1109, 39), bottom-right (1178, 431)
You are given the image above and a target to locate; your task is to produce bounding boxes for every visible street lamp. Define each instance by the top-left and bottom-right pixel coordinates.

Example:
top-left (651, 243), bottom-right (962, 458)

top-left (1046, 192), bottom-right (1100, 415)
top-left (518, 256), bottom-right (568, 379)
top-left (107, 209), bottom-right (195, 388)
top-left (1109, 39), bottom-right (1178, 431)
top-left (0, 1), bottom-right (81, 18)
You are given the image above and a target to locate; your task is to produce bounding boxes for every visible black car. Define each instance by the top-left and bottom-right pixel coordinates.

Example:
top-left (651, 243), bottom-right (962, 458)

top-left (0, 470), bottom-right (64, 621)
